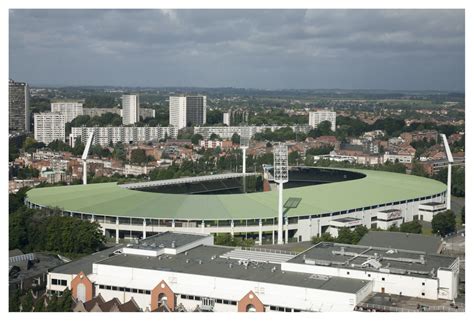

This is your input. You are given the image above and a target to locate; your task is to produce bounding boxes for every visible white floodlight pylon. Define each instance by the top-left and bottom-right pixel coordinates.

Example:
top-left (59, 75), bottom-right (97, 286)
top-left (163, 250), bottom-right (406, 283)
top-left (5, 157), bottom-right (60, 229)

top-left (273, 143), bottom-right (288, 245)
top-left (240, 127), bottom-right (251, 193)
top-left (440, 133), bottom-right (454, 210)
top-left (81, 131), bottom-right (95, 185)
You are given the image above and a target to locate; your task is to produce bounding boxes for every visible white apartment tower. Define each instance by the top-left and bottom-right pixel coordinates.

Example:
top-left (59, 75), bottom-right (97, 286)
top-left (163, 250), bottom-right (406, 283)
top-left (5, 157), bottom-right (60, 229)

top-left (169, 95), bottom-right (207, 129)
top-left (223, 112), bottom-right (230, 126)
top-left (122, 94), bottom-right (140, 125)
top-left (51, 101), bottom-right (84, 123)
top-left (309, 110), bottom-right (337, 132)
top-left (34, 113), bottom-right (66, 144)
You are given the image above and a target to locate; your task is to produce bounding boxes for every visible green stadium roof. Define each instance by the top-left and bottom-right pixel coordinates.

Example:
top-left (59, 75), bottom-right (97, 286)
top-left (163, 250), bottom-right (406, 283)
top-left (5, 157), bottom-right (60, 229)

top-left (26, 168), bottom-right (446, 221)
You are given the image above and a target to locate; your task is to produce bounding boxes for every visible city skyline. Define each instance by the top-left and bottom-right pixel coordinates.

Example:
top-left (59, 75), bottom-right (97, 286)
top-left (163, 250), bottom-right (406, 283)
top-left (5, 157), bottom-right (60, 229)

top-left (9, 9), bottom-right (465, 91)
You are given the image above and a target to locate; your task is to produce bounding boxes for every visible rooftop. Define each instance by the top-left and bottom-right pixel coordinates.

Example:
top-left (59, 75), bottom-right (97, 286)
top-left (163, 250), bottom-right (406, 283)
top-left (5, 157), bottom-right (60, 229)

top-left (26, 167), bottom-right (446, 220)
top-left (96, 245), bottom-right (369, 294)
top-left (358, 231), bottom-right (442, 254)
top-left (51, 245), bottom-right (122, 275)
top-left (288, 242), bottom-right (456, 279)
top-left (125, 232), bottom-right (209, 251)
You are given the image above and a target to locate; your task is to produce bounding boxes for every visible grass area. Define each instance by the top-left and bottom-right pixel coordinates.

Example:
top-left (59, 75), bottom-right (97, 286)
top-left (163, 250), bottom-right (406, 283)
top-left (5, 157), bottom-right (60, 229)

top-left (422, 226), bottom-right (432, 236)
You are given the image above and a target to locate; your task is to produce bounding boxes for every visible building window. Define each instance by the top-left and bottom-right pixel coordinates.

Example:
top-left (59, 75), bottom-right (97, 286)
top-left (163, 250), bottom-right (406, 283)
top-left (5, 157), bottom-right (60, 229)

top-left (99, 285), bottom-right (105, 289)
top-left (216, 299), bottom-right (223, 304)
top-left (422, 292), bottom-right (425, 296)
top-left (145, 290), bottom-right (151, 295)
top-left (368, 274), bottom-right (371, 277)
top-left (347, 272), bottom-right (350, 275)
top-left (52, 279), bottom-right (58, 285)
top-left (422, 282), bottom-right (425, 286)
top-left (382, 278), bottom-right (385, 281)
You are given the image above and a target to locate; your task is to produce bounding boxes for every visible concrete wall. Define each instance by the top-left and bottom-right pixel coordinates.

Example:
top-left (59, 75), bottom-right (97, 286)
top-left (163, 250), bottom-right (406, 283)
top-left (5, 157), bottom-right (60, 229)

top-left (90, 263), bottom-right (364, 312)
top-left (281, 262), bottom-right (442, 300)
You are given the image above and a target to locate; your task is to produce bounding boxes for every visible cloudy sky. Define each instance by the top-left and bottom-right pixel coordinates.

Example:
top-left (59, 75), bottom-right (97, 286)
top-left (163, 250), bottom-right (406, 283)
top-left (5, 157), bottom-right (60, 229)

top-left (9, 9), bottom-right (465, 91)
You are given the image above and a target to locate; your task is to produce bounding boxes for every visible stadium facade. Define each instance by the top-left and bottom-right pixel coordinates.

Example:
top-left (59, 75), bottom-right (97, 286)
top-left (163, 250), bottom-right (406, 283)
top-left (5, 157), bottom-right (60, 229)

top-left (25, 167), bottom-right (447, 244)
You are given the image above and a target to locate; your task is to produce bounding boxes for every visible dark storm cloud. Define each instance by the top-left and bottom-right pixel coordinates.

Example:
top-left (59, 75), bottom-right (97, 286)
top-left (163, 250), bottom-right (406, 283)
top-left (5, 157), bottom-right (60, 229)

top-left (9, 9), bottom-right (464, 91)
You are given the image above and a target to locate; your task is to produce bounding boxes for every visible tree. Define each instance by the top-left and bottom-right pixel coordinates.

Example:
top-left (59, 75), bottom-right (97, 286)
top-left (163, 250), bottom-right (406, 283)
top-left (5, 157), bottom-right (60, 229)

top-left (311, 233), bottom-right (335, 244)
top-left (59, 289), bottom-right (73, 312)
top-left (130, 149), bottom-right (147, 165)
top-left (9, 289), bottom-right (21, 312)
top-left (399, 221), bottom-right (422, 234)
top-left (431, 210), bottom-right (456, 236)
top-left (22, 137), bottom-right (45, 153)
top-left (9, 206), bottom-right (30, 250)
top-left (337, 227), bottom-right (354, 244)
top-left (317, 120), bottom-right (334, 136)
top-left (288, 151), bottom-right (301, 165)
top-left (47, 294), bottom-right (59, 312)
top-left (191, 134), bottom-right (203, 145)
top-left (231, 133), bottom-right (240, 145)
top-left (21, 291), bottom-right (34, 312)
top-left (352, 225), bottom-right (369, 244)
top-left (112, 142), bottom-right (126, 161)
top-left (209, 133), bottom-right (221, 141)
top-left (34, 297), bottom-right (45, 312)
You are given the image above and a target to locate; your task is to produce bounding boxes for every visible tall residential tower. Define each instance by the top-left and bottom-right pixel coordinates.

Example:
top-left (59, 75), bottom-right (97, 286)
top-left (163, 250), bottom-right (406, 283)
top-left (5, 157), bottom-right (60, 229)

top-left (169, 95), bottom-right (207, 129)
top-left (122, 94), bottom-right (140, 125)
top-left (9, 79), bottom-right (30, 133)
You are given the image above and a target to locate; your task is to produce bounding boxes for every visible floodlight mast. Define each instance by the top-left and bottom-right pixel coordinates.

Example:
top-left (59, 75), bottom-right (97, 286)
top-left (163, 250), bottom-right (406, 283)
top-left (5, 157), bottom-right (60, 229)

top-left (240, 127), bottom-right (251, 193)
top-left (273, 143), bottom-right (288, 245)
top-left (81, 132), bottom-right (95, 185)
top-left (440, 134), bottom-right (453, 210)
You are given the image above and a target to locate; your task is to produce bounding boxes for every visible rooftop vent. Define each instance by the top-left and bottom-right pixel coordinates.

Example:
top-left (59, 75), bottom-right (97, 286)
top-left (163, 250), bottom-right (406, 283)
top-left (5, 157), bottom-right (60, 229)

top-left (229, 263), bottom-right (233, 269)
top-left (211, 255), bottom-right (216, 260)
top-left (159, 243), bottom-right (164, 248)
top-left (186, 259), bottom-right (190, 263)
top-left (151, 243), bottom-right (156, 248)
top-left (271, 267), bottom-right (276, 273)
top-left (142, 242), bottom-right (148, 247)
top-left (184, 251), bottom-right (188, 256)
top-left (198, 260), bottom-right (202, 265)
top-left (158, 256), bottom-right (162, 260)
top-left (171, 241), bottom-right (176, 248)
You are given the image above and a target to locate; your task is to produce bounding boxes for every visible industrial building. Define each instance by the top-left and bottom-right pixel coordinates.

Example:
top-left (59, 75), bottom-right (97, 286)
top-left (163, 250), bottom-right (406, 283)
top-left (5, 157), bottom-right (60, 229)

top-left (45, 231), bottom-right (460, 312)
top-left (26, 167), bottom-right (447, 244)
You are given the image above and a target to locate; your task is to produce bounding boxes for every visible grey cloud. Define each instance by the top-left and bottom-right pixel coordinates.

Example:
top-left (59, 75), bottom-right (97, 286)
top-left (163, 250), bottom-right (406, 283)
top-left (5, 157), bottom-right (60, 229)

top-left (9, 9), bottom-right (464, 91)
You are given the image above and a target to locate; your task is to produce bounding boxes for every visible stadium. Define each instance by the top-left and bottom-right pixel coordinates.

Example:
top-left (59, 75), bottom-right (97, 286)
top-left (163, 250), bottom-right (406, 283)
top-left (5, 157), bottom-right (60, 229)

top-left (25, 167), bottom-right (447, 244)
